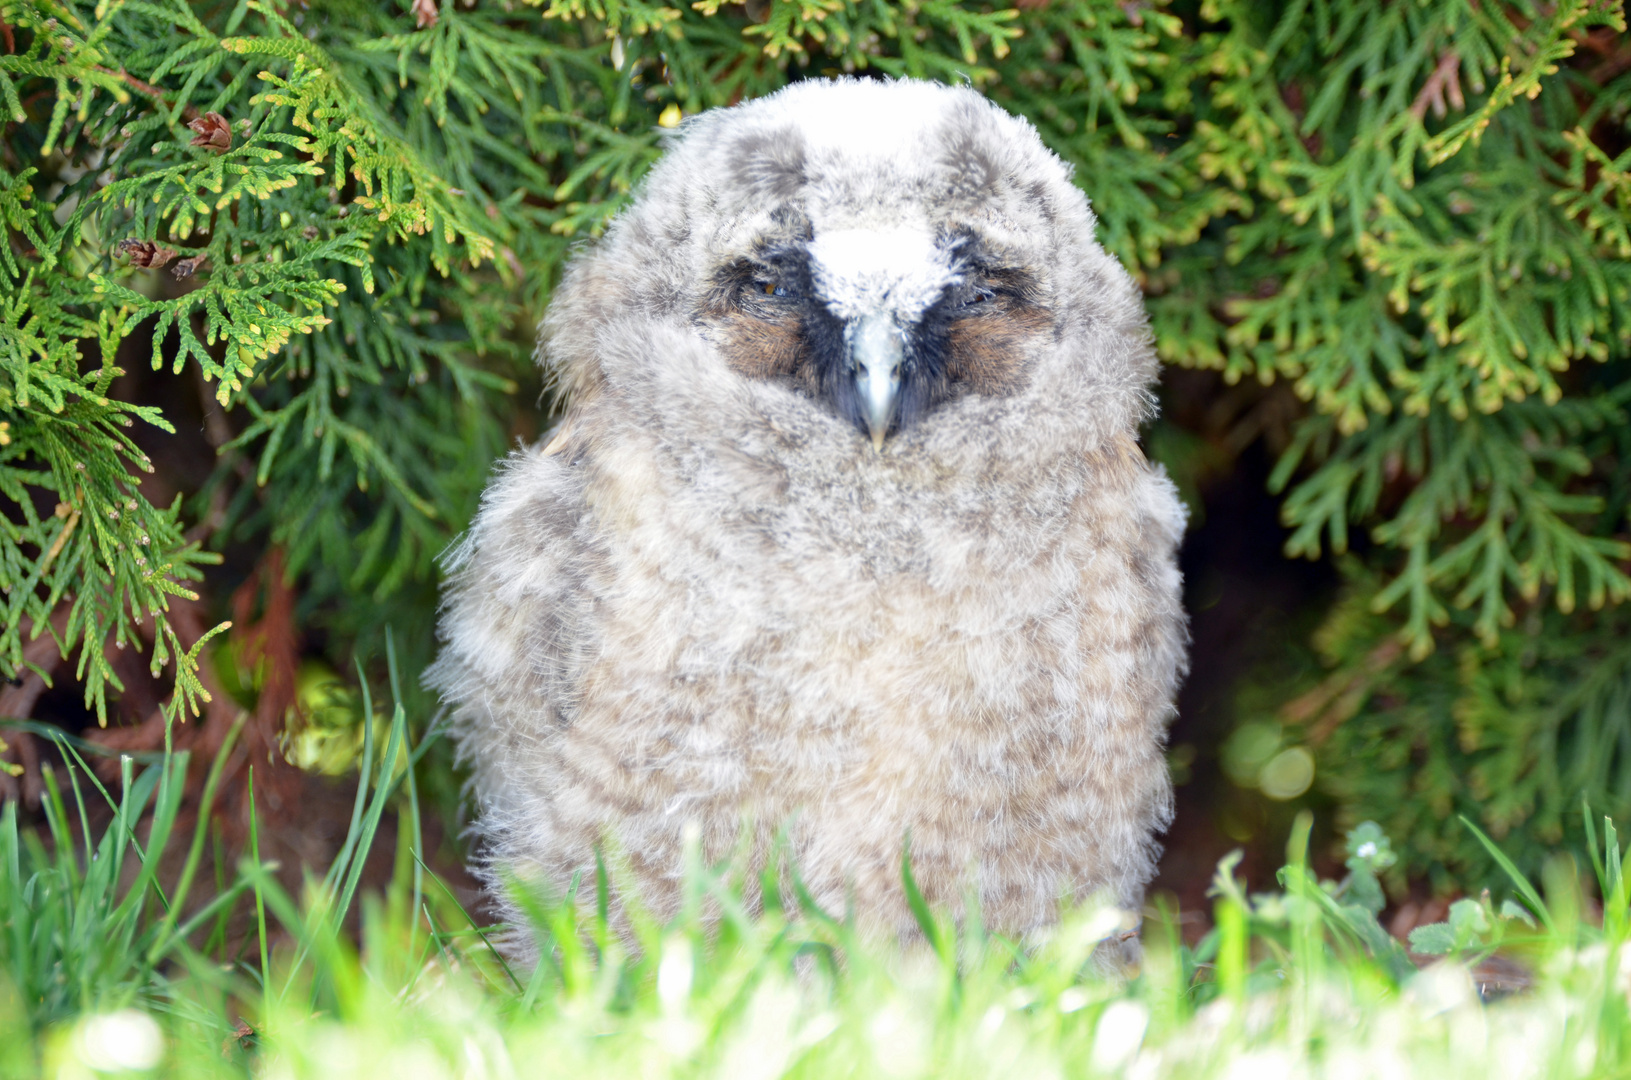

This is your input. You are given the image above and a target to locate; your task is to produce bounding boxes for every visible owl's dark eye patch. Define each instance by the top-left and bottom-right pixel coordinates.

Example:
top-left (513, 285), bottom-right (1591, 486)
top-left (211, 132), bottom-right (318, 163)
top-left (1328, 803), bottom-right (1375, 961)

top-left (707, 253), bottom-right (804, 312)
top-left (699, 244), bottom-right (1046, 436)
top-left (908, 265), bottom-right (1048, 408)
top-left (700, 257), bottom-right (824, 390)
top-left (941, 293), bottom-right (1049, 397)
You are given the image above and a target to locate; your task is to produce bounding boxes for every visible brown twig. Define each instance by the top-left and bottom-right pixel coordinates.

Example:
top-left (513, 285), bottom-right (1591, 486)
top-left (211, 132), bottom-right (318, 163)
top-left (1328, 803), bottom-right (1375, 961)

top-left (91, 65), bottom-right (200, 121)
top-left (1411, 50), bottom-right (1466, 121)
top-left (0, 607), bottom-right (73, 806)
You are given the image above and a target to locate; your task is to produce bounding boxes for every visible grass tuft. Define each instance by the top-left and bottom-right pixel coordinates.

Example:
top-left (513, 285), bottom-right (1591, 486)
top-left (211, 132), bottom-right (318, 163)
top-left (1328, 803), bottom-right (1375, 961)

top-left (7, 704), bottom-right (1631, 1078)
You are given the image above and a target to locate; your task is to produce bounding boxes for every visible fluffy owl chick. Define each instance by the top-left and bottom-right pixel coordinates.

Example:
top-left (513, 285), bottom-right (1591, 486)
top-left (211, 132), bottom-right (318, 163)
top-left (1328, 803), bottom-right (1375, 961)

top-left (430, 78), bottom-right (1188, 944)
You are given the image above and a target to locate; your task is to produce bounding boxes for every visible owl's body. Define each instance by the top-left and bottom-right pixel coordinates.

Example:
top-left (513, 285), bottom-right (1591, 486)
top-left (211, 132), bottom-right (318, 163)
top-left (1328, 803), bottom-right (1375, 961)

top-left (431, 79), bottom-right (1187, 939)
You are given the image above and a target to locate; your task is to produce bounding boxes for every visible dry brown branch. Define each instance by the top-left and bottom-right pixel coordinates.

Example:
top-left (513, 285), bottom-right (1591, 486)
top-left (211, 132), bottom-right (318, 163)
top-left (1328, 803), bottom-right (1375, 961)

top-left (1, 608), bottom-right (72, 806)
top-left (1411, 50), bottom-right (1466, 121)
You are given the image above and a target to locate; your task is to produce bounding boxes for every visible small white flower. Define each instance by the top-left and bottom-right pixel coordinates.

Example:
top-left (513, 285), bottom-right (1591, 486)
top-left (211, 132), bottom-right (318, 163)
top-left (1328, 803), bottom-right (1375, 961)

top-left (1090, 1000), bottom-right (1148, 1072)
top-left (980, 1004), bottom-right (1006, 1035)
top-left (1057, 987), bottom-right (1091, 1014)
top-left (72, 1010), bottom-right (163, 1072)
top-left (657, 937), bottom-right (694, 1010)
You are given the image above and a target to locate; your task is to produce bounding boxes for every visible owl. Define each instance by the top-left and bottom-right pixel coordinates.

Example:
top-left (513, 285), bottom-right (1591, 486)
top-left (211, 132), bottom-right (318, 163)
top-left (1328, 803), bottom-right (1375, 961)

top-left (430, 78), bottom-right (1188, 945)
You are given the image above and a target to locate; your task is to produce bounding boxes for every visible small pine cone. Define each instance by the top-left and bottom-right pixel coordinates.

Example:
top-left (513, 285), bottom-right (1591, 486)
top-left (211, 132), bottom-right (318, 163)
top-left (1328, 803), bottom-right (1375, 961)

top-left (118, 239), bottom-right (177, 269)
top-left (172, 253), bottom-right (210, 278)
top-left (187, 111), bottom-right (233, 153)
top-left (411, 0), bottom-right (437, 28)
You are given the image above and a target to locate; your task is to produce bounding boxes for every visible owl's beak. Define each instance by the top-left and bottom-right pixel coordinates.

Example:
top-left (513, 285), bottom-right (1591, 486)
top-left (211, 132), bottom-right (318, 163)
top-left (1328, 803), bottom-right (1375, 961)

top-left (848, 313), bottom-right (903, 451)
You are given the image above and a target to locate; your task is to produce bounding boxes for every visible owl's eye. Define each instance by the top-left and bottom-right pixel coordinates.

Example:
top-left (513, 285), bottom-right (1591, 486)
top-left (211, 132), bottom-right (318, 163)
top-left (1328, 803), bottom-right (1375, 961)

top-left (961, 285), bottom-right (996, 309)
top-left (758, 280), bottom-right (790, 298)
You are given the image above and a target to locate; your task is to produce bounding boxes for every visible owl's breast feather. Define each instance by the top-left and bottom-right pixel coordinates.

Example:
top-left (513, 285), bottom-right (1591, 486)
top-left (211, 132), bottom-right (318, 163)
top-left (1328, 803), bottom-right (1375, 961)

top-left (516, 410), bottom-right (1181, 922)
top-left (568, 389), bottom-right (1174, 731)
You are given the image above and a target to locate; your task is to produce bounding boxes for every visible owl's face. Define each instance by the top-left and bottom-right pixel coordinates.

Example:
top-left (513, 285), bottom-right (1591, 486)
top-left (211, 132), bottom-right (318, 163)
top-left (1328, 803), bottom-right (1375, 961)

top-left (699, 221), bottom-right (1050, 449)
top-left (625, 80), bottom-right (1086, 452)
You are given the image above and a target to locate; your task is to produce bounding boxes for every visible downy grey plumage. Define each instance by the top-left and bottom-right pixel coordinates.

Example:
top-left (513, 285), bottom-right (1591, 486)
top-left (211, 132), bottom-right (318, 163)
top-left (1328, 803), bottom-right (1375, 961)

top-left (429, 78), bottom-right (1188, 950)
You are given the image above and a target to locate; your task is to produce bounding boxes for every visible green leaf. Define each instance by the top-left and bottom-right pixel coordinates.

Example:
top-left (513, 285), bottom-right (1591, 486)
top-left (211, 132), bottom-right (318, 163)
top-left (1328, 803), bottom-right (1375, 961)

top-left (1407, 921), bottom-right (1456, 956)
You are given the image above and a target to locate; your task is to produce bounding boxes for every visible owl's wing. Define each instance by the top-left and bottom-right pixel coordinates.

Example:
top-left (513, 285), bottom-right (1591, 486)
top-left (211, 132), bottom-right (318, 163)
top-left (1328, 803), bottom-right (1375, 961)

top-left (427, 428), bottom-right (595, 828)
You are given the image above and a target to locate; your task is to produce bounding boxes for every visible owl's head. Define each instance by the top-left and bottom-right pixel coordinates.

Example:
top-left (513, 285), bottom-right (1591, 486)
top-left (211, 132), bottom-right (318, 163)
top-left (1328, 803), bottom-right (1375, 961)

top-left (544, 79), bottom-right (1151, 455)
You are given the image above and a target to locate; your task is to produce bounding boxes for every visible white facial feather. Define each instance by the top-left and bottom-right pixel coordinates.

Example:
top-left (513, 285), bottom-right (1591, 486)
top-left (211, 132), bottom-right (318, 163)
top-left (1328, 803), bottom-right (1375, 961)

top-left (430, 78), bottom-right (1189, 960)
top-left (806, 227), bottom-right (953, 323)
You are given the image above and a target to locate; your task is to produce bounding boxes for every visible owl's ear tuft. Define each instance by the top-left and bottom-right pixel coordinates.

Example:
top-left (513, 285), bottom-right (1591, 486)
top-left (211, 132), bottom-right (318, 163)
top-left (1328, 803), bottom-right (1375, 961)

top-left (728, 128), bottom-right (808, 201)
top-left (937, 127), bottom-right (1002, 205)
top-left (1023, 179), bottom-right (1061, 226)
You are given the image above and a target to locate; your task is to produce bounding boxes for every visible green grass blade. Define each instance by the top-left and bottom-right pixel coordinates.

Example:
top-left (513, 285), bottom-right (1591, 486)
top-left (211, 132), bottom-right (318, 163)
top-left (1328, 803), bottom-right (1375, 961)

top-left (37, 765), bottom-right (78, 892)
top-left (1458, 815), bottom-right (1555, 934)
top-left (1606, 817), bottom-right (1622, 904)
top-left (324, 659), bottom-right (378, 898)
top-left (147, 716), bottom-right (246, 964)
top-left (248, 765), bottom-right (271, 999)
top-left (1584, 798), bottom-right (1607, 898)
top-left (415, 851), bottom-right (521, 992)
top-left (134, 752), bottom-right (190, 919)
top-left (333, 703), bottom-right (406, 929)
top-left (900, 836), bottom-right (947, 965)
top-left (168, 876), bottom-right (260, 948)
top-left (105, 756), bottom-right (177, 927)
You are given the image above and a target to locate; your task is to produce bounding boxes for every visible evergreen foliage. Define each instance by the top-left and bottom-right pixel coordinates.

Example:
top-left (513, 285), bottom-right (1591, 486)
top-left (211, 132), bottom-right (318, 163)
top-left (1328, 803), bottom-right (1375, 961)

top-left (2, 0), bottom-right (1629, 883)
